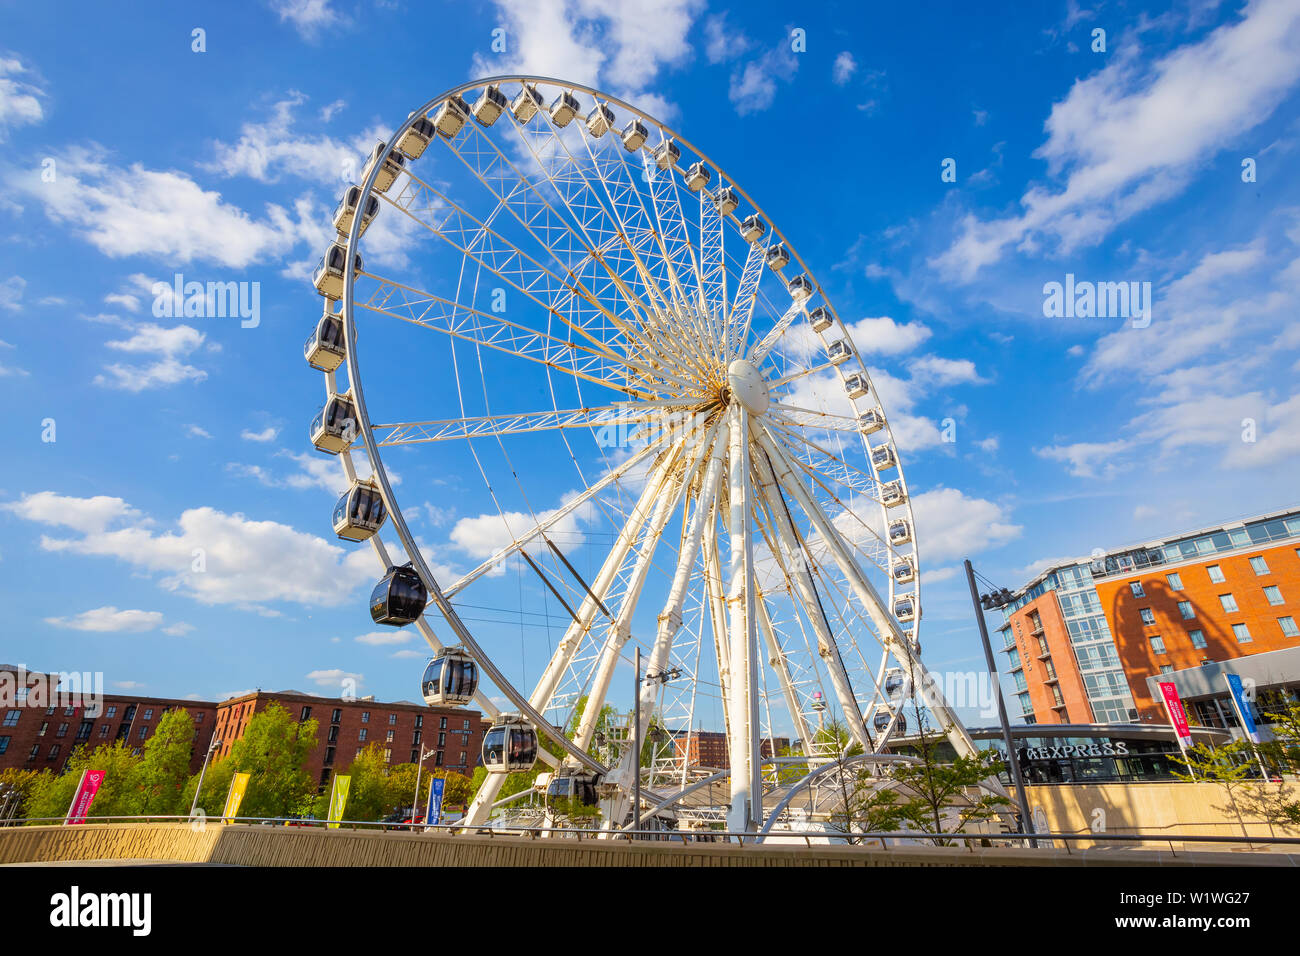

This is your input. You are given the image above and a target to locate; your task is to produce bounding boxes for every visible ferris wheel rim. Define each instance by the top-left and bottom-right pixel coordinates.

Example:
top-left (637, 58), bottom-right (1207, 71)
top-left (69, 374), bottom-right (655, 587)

top-left (332, 76), bottom-right (929, 787)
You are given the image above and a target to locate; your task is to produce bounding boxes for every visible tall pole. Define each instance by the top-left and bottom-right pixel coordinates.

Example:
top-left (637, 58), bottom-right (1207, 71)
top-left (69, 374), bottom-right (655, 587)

top-left (189, 737), bottom-right (220, 817)
top-left (413, 750), bottom-right (424, 822)
top-left (632, 646), bottom-right (642, 836)
top-left (964, 559), bottom-right (1036, 848)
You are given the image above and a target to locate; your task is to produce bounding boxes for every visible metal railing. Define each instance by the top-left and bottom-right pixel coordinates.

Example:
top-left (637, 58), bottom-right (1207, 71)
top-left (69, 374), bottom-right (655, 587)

top-left (5, 814), bottom-right (1300, 856)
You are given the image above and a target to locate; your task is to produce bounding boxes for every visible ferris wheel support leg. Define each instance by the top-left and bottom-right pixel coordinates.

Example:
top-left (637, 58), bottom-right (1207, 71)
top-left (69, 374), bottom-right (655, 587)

top-left (725, 404), bottom-right (762, 834)
top-left (601, 421), bottom-right (729, 828)
top-left (753, 595), bottom-right (815, 767)
top-left (751, 448), bottom-right (871, 752)
top-left (572, 427), bottom-right (713, 754)
top-left (754, 426), bottom-right (988, 769)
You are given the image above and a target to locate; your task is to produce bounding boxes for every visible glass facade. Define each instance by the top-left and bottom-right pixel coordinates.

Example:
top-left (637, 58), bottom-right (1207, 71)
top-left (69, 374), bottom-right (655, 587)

top-left (1003, 562), bottom-right (1137, 724)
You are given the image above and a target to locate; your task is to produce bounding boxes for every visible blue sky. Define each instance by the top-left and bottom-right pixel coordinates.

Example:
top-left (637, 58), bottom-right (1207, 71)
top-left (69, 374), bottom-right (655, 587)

top-left (1, 0), bottom-right (1298, 727)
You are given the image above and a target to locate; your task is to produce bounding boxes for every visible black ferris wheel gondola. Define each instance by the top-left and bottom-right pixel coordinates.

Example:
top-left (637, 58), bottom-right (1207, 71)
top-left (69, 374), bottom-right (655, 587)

top-left (370, 563), bottom-right (427, 626)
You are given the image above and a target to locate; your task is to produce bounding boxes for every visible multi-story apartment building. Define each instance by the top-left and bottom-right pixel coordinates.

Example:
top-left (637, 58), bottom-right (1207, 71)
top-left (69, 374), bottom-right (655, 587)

top-left (999, 507), bottom-right (1300, 735)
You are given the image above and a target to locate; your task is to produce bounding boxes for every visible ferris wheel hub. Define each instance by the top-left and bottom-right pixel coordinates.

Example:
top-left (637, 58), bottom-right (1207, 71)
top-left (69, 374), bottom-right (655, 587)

top-left (727, 359), bottom-right (769, 416)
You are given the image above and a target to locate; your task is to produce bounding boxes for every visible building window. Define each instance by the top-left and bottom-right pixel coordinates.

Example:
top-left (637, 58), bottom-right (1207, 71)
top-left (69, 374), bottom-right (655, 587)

top-left (1160, 665), bottom-right (1174, 675)
top-left (361, 711), bottom-right (370, 723)
top-left (1207, 565), bottom-right (1226, 584)
top-left (1279, 616), bottom-right (1300, 638)
top-left (410, 750), bottom-right (418, 763)
top-left (3, 711), bottom-right (20, 727)
top-left (415, 715), bottom-right (423, 729)
top-left (300, 706), bottom-right (312, 721)
top-left (1264, 585), bottom-right (1284, 606)
top-left (98, 724), bottom-right (110, 738)
top-left (56, 723), bottom-right (68, 737)
top-left (1232, 623), bottom-right (1252, 643)
top-left (138, 727), bottom-right (148, 739)
top-left (388, 713), bottom-right (396, 725)
top-left (1220, 594), bottom-right (1239, 613)
top-left (1017, 692), bottom-right (1032, 715)
top-left (106, 705), bottom-right (117, 718)
top-left (1166, 572), bottom-right (1183, 590)
top-left (1188, 629), bottom-right (1207, 649)
top-left (384, 749), bottom-right (392, 763)
top-left (413, 730), bottom-right (421, 744)
top-left (331, 708), bottom-right (342, 723)
top-left (463, 719), bottom-right (470, 730)
top-left (48, 744), bottom-right (60, 758)
top-left (28, 745), bottom-right (39, 760)
top-left (0, 737), bottom-right (8, 754)
top-left (325, 746), bottom-right (335, 766)
top-left (439, 717), bottom-right (447, 729)
top-left (1139, 607), bottom-right (1156, 625)
top-left (438, 732), bottom-right (446, 747)
top-left (359, 728), bottom-right (368, 741)
top-left (1149, 635), bottom-right (1166, 654)
top-left (459, 751), bottom-right (467, 766)
top-left (1178, 601), bottom-right (1195, 620)
top-left (1249, 556), bottom-right (1270, 575)
top-left (142, 709), bottom-right (153, 720)
top-left (327, 726), bottom-right (338, 742)
top-left (36, 721), bottom-right (48, 737)
top-left (1129, 581), bottom-right (1145, 598)
top-left (435, 751), bottom-right (444, 767)
top-left (194, 712), bottom-right (204, 722)
top-left (386, 730), bottom-right (394, 742)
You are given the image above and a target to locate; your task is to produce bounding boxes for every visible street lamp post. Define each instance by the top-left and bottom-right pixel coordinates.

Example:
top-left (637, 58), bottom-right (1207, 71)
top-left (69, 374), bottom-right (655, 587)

top-left (190, 736), bottom-right (222, 817)
top-left (413, 746), bottom-right (436, 823)
top-left (964, 558), bottom-right (1037, 849)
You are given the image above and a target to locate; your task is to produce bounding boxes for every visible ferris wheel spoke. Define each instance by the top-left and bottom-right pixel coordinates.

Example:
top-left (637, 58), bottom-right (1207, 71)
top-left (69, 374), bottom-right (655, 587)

top-left (699, 189), bottom-right (729, 358)
top-left (370, 399), bottom-right (710, 447)
top-left (355, 271), bottom-right (698, 400)
top-left (769, 404), bottom-right (863, 432)
top-left (726, 237), bottom-right (769, 360)
top-left (747, 299), bottom-right (807, 366)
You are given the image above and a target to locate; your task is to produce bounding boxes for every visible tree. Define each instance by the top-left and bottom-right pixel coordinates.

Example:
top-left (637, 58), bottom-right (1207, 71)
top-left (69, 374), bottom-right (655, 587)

top-left (0, 768), bottom-right (40, 821)
top-left (888, 748), bottom-right (1012, 845)
top-left (128, 708), bottom-right (195, 816)
top-left (24, 741), bottom-right (141, 822)
top-left (180, 703), bottom-right (319, 820)
top-left (1170, 740), bottom-right (1257, 840)
top-left (340, 744), bottom-right (395, 821)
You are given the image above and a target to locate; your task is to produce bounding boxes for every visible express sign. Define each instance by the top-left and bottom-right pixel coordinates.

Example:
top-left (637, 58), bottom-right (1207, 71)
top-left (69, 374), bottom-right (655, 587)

top-left (1022, 741), bottom-right (1130, 760)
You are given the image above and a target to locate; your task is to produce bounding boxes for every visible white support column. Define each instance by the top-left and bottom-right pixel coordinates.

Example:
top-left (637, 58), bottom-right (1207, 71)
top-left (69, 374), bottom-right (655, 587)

top-left (463, 445), bottom-right (681, 826)
top-left (751, 448), bottom-right (871, 752)
top-left (754, 595), bottom-right (816, 765)
top-left (725, 403), bottom-right (761, 832)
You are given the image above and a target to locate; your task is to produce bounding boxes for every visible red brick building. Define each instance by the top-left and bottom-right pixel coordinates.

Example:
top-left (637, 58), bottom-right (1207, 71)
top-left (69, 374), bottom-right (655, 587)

top-left (0, 666), bottom-right (217, 774)
top-left (212, 690), bottom-right (486, 790)
top-left (1001, 591), bottom-right (1093, 724)
top-left (671, 730), bottom-right (790, 769)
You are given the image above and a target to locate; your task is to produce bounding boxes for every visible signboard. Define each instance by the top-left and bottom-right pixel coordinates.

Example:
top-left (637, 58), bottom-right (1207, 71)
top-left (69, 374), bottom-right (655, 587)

top-left (222, 772), bottom-right (251, 824)
top-left (64, 769), bottom-right (105, 825)
top-left (327, 774), bottom-right (351, 829)
top-left (425, 776), bottom-right (445, 826)
top-left (1224, 674), bottom-right (1260, 743)
top-left (1157, 682), bottom-right (1193, 750)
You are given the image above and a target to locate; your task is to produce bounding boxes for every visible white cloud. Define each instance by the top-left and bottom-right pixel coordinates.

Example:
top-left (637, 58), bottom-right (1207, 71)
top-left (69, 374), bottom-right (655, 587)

top-left (832, 51), bottom-right (857, 85)
top-left (450, 503), bottom-right (585, 560)
top-left (45, 606), bottom-right (164, 633)
top-left (205, 93), bottom-right (363, 185)
top-left (909, 487), bottom-right (1022, 563)
top-left (473, 0), bottom-right (702, 95)
top-left (909, 355), bottom-right (986, 386)
top-left (162, 622), bottom-right (195, 636)
top-left (355, 631), bottom-right (412, 646)
top-left (93, 321), bottom-right (208, 391)
top-left (306, 668), bottom-right (363, 688)
top-left (0, 275), bottom-right (26, 310)
top-left (934, 0), bottom-right (1300, 279)
top-left (1034, 439), bottom-right (1133, 478)
top-left (241, 426), bottom-right (280, 442)
top-left (14, 147), bottom-right (304, 269)
top-left (7, 491), bottom-right (376, 612)
top-left (267, 0), bottom-right (345, 40)
top-left (0, 57), bottom-right (44, 138)
top-left (185, 424), bottom-right (213, 439)
top-left (729, 44), bottom-right (798, 115)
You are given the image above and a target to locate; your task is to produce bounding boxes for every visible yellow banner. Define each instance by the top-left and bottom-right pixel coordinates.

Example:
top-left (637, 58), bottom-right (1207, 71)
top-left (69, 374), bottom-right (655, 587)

top-left (222, 772), bottom-right (251, 824)
top-left (327, 774), bottom-right (351, 829)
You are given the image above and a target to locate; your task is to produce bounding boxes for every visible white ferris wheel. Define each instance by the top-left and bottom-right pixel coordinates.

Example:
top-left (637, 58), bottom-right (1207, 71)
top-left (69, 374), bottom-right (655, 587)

top-left (304, 76), bottom-right (985, 836)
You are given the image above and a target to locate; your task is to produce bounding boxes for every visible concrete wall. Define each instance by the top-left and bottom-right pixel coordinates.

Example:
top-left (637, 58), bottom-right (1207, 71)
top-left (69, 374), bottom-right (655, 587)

top-left (1021, 780), bottom-right (1300, 845)
top-left (0, 823), bottom-right (1294, 867)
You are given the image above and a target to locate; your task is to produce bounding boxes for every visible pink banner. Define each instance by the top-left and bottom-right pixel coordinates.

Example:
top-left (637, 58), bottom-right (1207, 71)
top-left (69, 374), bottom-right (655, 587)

top-left (1158, 682), bottom-right (1193, 746)
top-left (64, 769), bottom-right (105, 825)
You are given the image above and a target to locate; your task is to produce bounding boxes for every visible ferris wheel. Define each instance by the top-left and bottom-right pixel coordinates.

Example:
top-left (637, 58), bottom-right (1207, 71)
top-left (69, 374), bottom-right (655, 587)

top-left (304, 76), bottom-right (985, 834)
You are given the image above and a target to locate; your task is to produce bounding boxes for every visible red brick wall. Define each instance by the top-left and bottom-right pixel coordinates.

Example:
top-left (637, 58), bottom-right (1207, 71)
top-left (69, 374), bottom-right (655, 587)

top-left (1005, 591), bottom-right (1093, 724)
